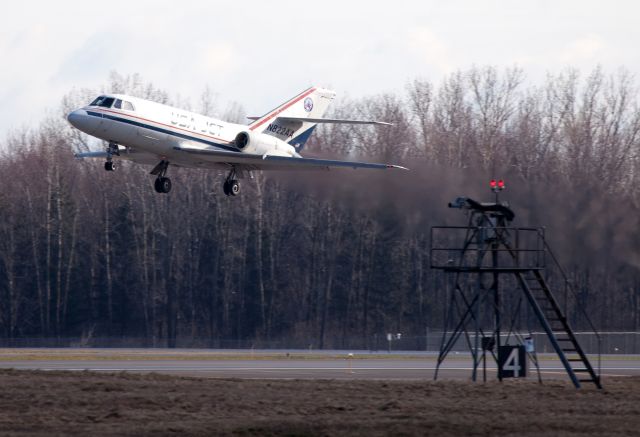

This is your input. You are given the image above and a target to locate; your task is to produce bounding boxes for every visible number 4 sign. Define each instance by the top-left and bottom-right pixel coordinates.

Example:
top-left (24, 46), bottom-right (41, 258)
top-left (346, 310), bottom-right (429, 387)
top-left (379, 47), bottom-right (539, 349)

top-left (498, 345), bottom-right (527, 378)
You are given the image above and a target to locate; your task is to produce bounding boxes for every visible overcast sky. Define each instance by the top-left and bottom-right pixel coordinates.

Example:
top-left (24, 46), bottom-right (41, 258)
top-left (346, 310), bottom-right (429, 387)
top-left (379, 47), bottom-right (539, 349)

top-left (1, 0), bottom-right (637, 134)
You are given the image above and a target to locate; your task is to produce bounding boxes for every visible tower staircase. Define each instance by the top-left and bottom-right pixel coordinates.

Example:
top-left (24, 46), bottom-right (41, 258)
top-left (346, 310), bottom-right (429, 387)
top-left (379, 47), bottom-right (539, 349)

top-left (517, 269), bottom-right (601, 388)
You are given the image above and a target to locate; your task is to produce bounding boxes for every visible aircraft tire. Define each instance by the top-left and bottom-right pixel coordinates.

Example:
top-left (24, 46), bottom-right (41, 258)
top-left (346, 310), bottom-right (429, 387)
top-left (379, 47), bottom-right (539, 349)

top-left (104, 161), bottom-right (115, 171)
top-left (155, 177), bottom-right (171, 194)
top-left (160, 177), bottom-right (172, 193)
top-left (223, 180), bottom-right (231, 196)
top-left (229, 180), bottom-right (240, 196)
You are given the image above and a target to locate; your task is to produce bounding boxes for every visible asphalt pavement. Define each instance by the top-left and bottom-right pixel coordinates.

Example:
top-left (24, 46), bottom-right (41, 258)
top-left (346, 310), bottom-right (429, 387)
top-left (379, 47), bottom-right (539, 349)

top-left (1, 349), bottom-right (638, 381)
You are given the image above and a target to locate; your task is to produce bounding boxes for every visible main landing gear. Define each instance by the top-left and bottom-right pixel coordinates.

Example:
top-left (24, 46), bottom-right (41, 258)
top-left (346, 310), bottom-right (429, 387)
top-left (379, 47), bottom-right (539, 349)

top-left (154, 176), bottom-right (172, 194)
top-left (151, 160), bottom-right (171, 194)
top-left (104, 142), bottom-right (119, 172)
top-left (147, 163), bottom-right (243, 196)
top-left (223, 167), bottom-right (240, 196)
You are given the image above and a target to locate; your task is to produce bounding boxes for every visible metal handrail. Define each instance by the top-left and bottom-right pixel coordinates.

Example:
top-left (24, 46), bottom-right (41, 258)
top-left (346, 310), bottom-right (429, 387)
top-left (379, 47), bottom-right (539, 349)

top-left (430, 226), bottom-right (546, 270)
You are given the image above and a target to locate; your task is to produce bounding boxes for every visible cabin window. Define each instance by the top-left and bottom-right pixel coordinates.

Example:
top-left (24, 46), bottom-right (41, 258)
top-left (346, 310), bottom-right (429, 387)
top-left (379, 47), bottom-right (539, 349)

top-left (113, 99), bottom-right (123, 109)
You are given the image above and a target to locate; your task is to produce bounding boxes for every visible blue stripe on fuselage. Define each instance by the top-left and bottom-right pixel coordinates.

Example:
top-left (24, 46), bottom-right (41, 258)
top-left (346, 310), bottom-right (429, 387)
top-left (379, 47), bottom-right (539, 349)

top-left (86, 110), bottom-right (238, 152)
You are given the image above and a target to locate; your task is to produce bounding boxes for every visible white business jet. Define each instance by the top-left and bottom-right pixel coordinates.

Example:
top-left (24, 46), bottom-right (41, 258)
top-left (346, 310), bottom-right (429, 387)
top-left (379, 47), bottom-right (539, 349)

top-left (67, 86), bottom-right (407, 196)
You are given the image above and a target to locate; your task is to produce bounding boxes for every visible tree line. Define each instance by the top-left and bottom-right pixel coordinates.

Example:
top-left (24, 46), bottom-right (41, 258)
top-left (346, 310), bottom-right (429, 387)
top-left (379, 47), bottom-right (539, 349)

top-left (0, 68), bottom-right (639, 348)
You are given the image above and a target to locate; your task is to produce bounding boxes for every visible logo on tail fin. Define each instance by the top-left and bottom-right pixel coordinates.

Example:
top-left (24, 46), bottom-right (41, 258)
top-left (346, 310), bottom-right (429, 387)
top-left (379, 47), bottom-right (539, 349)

top-left (303, 97), bottom-right (314, 112)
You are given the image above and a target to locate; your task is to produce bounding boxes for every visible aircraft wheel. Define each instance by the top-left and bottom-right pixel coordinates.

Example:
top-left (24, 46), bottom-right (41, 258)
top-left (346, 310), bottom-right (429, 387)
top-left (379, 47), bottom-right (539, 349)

top-left (104, 161), bottom-right (115, 171)
top-left (223, 180), bottom-right (231, 196)
top-left (155, 177), bottom-right (171, 194)
top-left (229, 180), bottom-right (240, 196)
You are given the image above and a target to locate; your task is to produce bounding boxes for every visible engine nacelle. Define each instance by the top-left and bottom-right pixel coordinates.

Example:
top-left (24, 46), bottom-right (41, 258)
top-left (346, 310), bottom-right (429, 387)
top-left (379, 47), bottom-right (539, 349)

top-left (234, 131), bottom-right (297, 157)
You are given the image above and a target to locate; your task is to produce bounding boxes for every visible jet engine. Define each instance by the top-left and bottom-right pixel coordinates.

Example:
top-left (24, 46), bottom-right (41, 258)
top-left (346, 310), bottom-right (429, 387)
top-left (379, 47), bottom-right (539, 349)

top-left (234, 131), bottom-right (298, 157)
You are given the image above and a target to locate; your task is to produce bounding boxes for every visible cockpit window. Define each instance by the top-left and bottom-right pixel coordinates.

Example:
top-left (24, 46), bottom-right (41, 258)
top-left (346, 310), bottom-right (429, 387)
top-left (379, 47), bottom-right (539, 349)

top-left (89, 96), bottom-right (104, 106)
top-left (111, 98), bottom-right (135, 111)
top-left (89, 96), bottom-right (115, 108)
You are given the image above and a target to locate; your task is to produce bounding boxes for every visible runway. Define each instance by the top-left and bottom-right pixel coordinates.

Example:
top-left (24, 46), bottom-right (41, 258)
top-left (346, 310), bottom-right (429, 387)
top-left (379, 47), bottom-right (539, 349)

top-left (1, 349), bottom-right (639, 381)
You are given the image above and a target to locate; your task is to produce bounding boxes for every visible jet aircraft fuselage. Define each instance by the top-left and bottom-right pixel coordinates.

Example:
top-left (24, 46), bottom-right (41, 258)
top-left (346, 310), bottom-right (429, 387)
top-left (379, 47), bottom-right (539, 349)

top-left (68, 86), bottom-right (406, 195)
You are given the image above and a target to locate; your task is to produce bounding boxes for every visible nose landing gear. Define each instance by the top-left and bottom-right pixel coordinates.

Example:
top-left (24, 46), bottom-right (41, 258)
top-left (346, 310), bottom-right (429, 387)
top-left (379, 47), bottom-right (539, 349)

top-left (104, 142), bottom-right (119, 171)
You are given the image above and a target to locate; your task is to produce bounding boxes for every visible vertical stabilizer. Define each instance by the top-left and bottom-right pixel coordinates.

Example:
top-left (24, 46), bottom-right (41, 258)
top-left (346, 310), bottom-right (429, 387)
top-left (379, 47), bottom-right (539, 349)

top-left (249, 86), bottom-right (335, 152)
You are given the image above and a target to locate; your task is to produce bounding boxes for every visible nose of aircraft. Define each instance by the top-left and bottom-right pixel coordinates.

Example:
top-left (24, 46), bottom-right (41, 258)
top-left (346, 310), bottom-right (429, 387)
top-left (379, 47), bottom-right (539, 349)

top-left (67, 109), bottom-right (95, 134)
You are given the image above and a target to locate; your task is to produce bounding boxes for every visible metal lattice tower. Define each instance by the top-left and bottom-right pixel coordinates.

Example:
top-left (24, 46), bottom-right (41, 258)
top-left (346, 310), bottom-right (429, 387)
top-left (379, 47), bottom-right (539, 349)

top-left (430, 182), bottom-right (601, 389)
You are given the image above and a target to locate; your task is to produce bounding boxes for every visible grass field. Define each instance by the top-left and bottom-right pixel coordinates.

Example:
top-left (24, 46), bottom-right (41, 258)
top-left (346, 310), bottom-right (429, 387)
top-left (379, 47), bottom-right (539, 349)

top-left (0, 369), bottom-right (638, 436)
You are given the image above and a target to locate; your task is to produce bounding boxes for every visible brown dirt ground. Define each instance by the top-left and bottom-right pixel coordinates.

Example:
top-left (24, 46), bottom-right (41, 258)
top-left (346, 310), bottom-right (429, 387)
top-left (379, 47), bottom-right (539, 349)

top-left (0, 370), bottom-right (638, 436)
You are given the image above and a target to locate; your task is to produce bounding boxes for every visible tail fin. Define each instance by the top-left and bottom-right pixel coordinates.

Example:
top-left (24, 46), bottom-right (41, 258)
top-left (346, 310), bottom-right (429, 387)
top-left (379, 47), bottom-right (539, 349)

top-left (248, 86), bottom-right (335, 152)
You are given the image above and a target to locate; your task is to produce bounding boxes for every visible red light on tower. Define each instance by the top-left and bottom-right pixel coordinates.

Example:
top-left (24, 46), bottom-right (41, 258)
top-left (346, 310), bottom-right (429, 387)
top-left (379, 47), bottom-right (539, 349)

top-left (490, 178), bottom-right (506, 193)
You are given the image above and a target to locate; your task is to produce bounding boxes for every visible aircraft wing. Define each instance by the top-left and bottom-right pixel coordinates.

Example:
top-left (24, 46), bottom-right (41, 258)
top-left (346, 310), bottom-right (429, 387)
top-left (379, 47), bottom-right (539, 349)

top-left (74, 151), bottom-right (109, 159)
top-left (173, 145), bottom-right (408, 171)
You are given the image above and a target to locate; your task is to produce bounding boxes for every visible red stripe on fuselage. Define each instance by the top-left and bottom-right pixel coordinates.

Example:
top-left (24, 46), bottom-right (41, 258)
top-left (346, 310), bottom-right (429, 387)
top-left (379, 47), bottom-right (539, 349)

top-left (248, 87), bottom-right (316, 131)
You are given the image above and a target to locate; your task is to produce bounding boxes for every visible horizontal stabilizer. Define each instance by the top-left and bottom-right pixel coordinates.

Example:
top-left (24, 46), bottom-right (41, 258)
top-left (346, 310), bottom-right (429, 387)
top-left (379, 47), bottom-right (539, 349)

top-left (278, 117), bottom-right (392, 126)
top-left (246, 116), bottom-right (391, 125)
